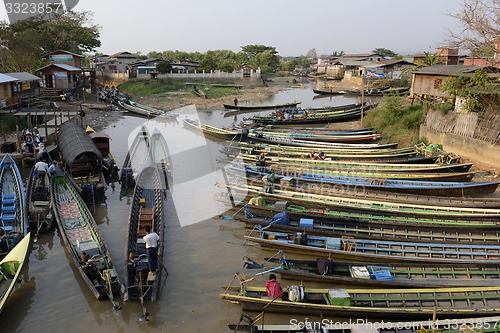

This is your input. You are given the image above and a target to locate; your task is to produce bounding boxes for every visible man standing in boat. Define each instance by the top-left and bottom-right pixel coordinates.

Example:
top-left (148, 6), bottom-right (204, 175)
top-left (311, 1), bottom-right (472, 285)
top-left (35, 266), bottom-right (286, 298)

top-left (143, 225), bottom-right (160, 275)
top-left (234, 97), bottom-right (238, 106)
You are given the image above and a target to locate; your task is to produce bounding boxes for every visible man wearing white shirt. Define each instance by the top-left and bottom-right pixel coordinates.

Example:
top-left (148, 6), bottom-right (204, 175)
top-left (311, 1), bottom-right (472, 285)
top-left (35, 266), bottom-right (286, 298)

top-left (143, 225), bottom-right (160, 274)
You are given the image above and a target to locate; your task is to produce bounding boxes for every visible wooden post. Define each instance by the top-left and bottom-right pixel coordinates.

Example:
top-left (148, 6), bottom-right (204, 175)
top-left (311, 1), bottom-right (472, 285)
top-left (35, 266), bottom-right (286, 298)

top-left (360, 69), bottom-right (364, 127)
top-left (54, 109), bottom-right (58, 145)
top-left (44, 108), bottom-right (48, 141)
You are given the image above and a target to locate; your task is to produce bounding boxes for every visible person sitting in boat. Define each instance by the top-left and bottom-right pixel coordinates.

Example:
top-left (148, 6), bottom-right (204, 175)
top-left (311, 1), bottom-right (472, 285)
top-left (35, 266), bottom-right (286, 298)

top-left (256, 153), bottom-right (266, 171)
top-left (318, 150), bottom-right (326, 160)
top-left (265, 274), bottom-right (283, 299)
top-left (49, 160), bottom-right (58, 177)
top-left (240, 125), bottom-right (249, 143)
top-left (284, 112), bottom-right (291, 120)
top-left (143, 225), bottom-right (160, 275)
top-left (308, 150), bottom-right (316, 160)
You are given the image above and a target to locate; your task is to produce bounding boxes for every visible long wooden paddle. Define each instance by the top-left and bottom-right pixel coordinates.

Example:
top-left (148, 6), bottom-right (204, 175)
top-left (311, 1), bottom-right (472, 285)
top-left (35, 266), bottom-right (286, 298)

top-left (157, 254), bottom-right (169, 275)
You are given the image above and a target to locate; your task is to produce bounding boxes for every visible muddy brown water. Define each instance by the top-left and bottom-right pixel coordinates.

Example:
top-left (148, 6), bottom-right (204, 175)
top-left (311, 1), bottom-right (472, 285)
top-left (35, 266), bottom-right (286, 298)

top-left (2, 86), bottom-right (498, 332)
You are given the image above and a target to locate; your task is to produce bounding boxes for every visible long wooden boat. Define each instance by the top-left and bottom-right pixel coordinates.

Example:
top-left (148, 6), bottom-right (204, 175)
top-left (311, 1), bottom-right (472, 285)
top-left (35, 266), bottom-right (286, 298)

top-left (120, 126), bottom-right (150, 188)
top-left (250, 109), bottom-right (365, 125)
top-left (0, 153), bottom-right (28, 258)
top-left (230, 140), bottom-right (406, 152)
top-left (235, 165), bottom-right (498, 197)
top-left (58, 122), bottom-right (107, 204)
top-left (344, 86), bottom-right (411, 96)
top-left (183, 118), bottom-right (240, 140)
top-left (245, 230), bottom-right (500, 264)
top-left (126, 165), bottom-right (164, 302)
top-left (228, 185), bottom-right (500, 221)
top-left (224, 102), bottom-right (364, 117)
top-left (228, 315), bottom-right (500, 333)
top-left (192, 85), bottom-right (207, 98)
top-left (150, 129), bottom-right (172, 187)
top-left (254, 255), bottom-right (500, 287)
top-left (86, 126), bottom-right (119, 176)
top-left (249, 130), bottom-right (383, 144)
top-left (0, 232), bottom-right (31, 314)
top-left (312, 88), bottom-right (348, 95)
top-left (221, 284), bottom-right (500, 318)
top-left (246, 134), bottom-right (404, 150)
top-left (25, 164), bottom-right (53, 236)
top-left (118, 100), bottom-right (178, 118)
top-left (239, 157), bottom-right (473, 174)
top-left (223, 101), bottom-right (301, 111)
top-left (51, 174), bottom-right (122, 301)
top-left (250, 125), bottom-right (375, 135)
top-left (236, 211), bottom-right (500, 244)
top-left (231, 199), bottom-right (500, 229)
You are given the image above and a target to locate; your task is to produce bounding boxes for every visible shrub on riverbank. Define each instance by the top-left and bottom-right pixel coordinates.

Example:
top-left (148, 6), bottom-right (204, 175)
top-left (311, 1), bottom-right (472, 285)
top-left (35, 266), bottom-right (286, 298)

top-left (363, 95), bottom-right (424, 146)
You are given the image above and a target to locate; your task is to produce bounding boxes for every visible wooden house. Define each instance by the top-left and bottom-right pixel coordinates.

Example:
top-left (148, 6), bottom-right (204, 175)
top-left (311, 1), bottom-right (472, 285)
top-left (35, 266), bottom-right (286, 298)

top-left (7, 72), bottom-right (42, 108)
top-left (410, 65), bottom-right (500, 101)
top-left (341, 53), bottom-right (385, 62)
top-left (128, 58), bottom-right (161, 78)
top-left (362, 59), bottom-right (415, 79)
top-left (97, 51), bottom-right (139, 73)
top-left (37, 64), bottom-right (83, 91)
top-left (42, 50), bottom-right (84, 68)
top-left (0, 73), bottom-right (19, 112)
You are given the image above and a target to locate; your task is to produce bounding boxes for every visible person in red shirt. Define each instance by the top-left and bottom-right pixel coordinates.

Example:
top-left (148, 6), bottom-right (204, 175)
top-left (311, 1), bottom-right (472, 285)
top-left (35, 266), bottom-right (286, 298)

top-left (265, 273), bottom-right (283, 299)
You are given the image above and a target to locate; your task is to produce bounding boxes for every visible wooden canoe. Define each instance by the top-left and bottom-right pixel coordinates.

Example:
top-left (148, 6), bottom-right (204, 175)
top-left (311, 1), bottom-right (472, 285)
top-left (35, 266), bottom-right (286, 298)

top-left (228, 315), bottom-right (500, 333)
top-left (126, 165), bottom-right (164, 302)
top-left (0, 232), bottom-right (31, 314)
top-left (223, 101), bottom-right (301, 111)
top-left (183, 118), bottom-right (240, 140)
top-left (233, 137), bottom-right (400, 150)
top-left (150, 129), bottom-right (171, 187)
top-left (51, 174), bottom-right (122, 300)
top-left (120, 126), bottom-right (150, 188)
top-left (235, 211), bottom-right (500, 244)
top-left (250, 109), bottom-right (365, 125)
top-left (118, 100), bottom-right (178, 118)
top-left (232, 201), bottom-right (500, 229)
top-left (0, 153), bottom-right (28, 258)
top-left (221, 284), bottom-right (500, 318)
top-left (224, 102), bottom-right (364, 117)
top-left (260, 256), bottom-right (500, 287)
top-left (229, 185), bottom-right (500, 220)
top-left (244, 230), bottom-right (500, 265)
top-left (235, 165), bottom-right (499, 197)
top-left (25, 164), bottom-right (53, 236)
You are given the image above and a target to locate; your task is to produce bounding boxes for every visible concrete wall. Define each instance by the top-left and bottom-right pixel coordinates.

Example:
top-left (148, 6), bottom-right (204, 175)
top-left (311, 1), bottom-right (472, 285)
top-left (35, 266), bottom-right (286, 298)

top-left (420, 125), bottom-right (500, 173)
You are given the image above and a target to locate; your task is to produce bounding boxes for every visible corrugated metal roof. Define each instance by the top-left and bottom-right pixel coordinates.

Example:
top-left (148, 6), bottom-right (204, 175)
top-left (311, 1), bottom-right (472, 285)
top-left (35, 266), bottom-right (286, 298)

top-left (7, 72), bottom-right (41, 82)
top-left (42, 49), bottom-right (84, 58)
top-left (412, 65), bottom-right (486, 75)
top-left (0, 73), bottom-right (19, 84)
top-left (58, 122), bottom-right (102, 169)
top-left (37, 64), bottom-right (82, 72)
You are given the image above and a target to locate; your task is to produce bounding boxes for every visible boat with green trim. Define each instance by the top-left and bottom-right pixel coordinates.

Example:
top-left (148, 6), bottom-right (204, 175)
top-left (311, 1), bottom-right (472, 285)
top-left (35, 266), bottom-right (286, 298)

top-left (244, 229), bottom-right (500, 265)
top-left (183, 118), bottom-right (240, 140)
top-left (0, 232), bottom-right (31, 314)
top-left (51, 174), bottom-right (122, 301)
top-left (257, 254), bottom-right (500, 287)
top-left (227, 184), bottom-right (500, 220)
top-left (221, 281), bottom-right (500, 318)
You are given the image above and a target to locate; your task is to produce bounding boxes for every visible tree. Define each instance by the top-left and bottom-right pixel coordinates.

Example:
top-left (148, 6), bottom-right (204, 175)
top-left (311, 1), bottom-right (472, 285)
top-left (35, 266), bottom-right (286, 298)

top-left (241, 44), bottom-right (279, 71)
top-left (447, 0), bottom-right (500, 62)
top-left (331, 50), bottom-right (345, 57)
top-left (373, 48), bottom-right (397, 58)
top-left (414, 52), bottom-right (445, 68)
top-left (305, 48), bottom-right (317, 59)
top-left (0, 11), bottom-right (100, 72)
top-left (156, 60), bottom-right (172, 73)
top-left (441, 69), bottom-right (493, 112)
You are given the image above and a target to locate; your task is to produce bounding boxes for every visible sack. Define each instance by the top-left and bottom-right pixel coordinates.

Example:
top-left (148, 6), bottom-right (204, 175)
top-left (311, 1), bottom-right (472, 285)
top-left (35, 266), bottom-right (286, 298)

top-left (288, 285), bottom-right (305, 302)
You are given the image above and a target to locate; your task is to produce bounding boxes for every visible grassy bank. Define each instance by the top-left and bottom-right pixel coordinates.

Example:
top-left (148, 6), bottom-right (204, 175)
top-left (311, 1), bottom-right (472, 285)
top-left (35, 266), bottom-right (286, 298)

top-left (118, 79), bottom-right (243, 99)
top-left (363, 95), bottom-right (425, 147)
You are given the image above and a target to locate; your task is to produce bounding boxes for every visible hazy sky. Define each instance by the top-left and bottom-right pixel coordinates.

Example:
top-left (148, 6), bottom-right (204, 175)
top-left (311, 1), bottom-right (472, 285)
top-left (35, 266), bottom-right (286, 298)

top-left (1, 0), bottom-right (466, 56)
